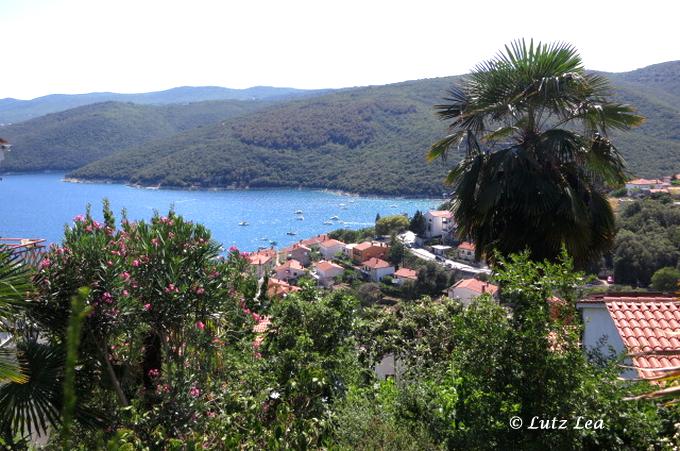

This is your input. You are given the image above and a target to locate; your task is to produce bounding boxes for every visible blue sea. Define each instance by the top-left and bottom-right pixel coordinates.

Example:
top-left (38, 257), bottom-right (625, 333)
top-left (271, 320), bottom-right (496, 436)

top-left (0, 173), bottom-right (439, 251)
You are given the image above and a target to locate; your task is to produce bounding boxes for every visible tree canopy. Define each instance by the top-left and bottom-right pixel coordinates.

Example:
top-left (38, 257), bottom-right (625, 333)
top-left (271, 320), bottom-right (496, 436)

top-left (430, 39), bottom-right (644, 266)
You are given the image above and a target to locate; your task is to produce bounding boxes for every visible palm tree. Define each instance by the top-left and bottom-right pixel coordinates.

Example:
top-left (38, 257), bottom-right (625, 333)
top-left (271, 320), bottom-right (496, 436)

top-left (0, 247), bottom-right (30, 384)
top-left (429, 39), bottom-right (643, 266)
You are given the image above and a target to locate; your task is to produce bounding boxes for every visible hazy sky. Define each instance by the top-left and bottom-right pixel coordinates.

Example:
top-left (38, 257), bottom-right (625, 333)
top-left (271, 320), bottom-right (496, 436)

top-left (2, 0), bottom-right (678, 99)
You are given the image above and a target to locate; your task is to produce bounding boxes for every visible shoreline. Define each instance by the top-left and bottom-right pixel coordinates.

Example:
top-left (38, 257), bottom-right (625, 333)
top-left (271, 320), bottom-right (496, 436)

top-left (62, 176), bottom-right (445, 201)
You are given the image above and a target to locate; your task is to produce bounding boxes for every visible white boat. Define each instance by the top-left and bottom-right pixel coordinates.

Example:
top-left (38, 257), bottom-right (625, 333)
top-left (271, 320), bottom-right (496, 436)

top-left (323, 220), bottom-right (333, 225)
top-left (238, 221), bottom-right (249, 226)
top-left (330, 215), bottom-right (339, 220)
top-left (294, 210), bottom-right (303, 215)
top-left (296, 216), bottom-right (304, 221)
top-left (286, 231), bottom-right (297, 236)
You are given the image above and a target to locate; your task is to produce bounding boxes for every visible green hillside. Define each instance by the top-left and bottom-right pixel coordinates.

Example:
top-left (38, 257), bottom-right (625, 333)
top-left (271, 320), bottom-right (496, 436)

top-left (6, 61), bottom-right (680, 196)
top-left (69, 78), bottom-right (458, 196)
top-left (0, 99), bottom-right (274, 171)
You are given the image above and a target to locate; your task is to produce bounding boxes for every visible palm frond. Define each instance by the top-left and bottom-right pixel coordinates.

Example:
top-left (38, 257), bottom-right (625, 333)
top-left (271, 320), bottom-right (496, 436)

top-left (0, 340), bottom-right (64, 436)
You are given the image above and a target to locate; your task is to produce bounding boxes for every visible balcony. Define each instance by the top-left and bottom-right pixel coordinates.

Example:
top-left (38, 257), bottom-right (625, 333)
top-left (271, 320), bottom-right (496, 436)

top-left (0, 237), bottom-right (46, 267)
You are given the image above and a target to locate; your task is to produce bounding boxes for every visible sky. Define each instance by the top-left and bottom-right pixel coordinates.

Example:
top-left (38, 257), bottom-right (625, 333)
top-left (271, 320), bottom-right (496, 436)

top-left (2, 0), bottom-right (679, 99)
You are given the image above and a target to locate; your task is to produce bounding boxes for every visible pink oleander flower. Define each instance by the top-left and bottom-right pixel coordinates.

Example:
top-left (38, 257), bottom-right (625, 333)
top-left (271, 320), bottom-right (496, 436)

top-left (147, 368), bottom-right (160, 378)
top-left (120, 271), bottom-right (131, 281)
top-left (84, 225), bottom-right (93, 233)
top-left (122, 289), bottom-right (129, 297)
top-left (107, 260), bottom-right (114, 267)
top-left (240, 251), bottom-right (250, 257)
top-left (156, 383), bottom-right (171, 394)
top-left (168, 232), bottom-right (175, 239)
top-left (101, 292), bottom-right (113, 304)
top-left (189, 386), bottom-right (201, 398)
top-left (143, 303), bottom-right (152, 311)
top-left (228, 245), bottom-right (238, 252)
top-left (164, 283), bottom-right (179, 294)
top-left (210, 271), bottom-right (220, 279)
top-left (151, 238), bottom-right (160, 247)
top-left (39, 257), bottom-right (51, 269)
top-left (196, 321), bottom-right (205, 331)
top-left (73, 214), bottom-right (85, 222)
top-left (92, 220), bottom-right (102, 229)
top-left (195, 286), bottom-right (205, 295)
top-left (132, 259), bottom-right (141, 267)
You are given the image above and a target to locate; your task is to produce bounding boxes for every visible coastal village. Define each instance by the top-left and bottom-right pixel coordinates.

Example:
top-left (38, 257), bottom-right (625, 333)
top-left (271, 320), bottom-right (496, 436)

top-left (243, 179), bottom-right (680, 381)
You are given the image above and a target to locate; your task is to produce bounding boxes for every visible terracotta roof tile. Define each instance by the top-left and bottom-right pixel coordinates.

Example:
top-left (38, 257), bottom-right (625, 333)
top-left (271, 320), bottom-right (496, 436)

top-left (362, 257), bottom-right (391, 269)
top-left (427, 210), bottom-right (453, 218)
top-left (451, 278), bottom-right (498, 295)
top-left (394, 267), bottom-right (417, 280)
top-left (600, 295), bottom-right (680, 379)
top-left (315, 260), bottom-right (343, 272)
top-left (457, 241), bottom-right (475, 251)
top-left (319, 239), bottom-right (345, 248)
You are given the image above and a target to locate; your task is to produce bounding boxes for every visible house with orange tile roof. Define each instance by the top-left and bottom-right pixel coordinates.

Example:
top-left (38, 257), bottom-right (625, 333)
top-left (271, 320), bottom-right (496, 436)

top-left (246, 249), bottom-right (276, 278)
top-left (457, 241), bottom-right (477, 262)
top-left (314, 260), bottom-right (344, 287)
top-left (318, 238), bottom-right (346, 260)
top-left (577, 293), bottom-right (680, 379)
top-left (267, 277), bottom-right (302, 298)
top-left (424, 210), bottom-right (455, 239)
top-left (274, 259), bottom-right (306, 283)
top-left (352, 241), bottom-right (389, 263)
top-left (393, 267), bottom-right (417, 285)
top-left (361, 257), bottom-right (395, 282)
top-left (279, 243), bottom-right (311, 266)
top-left (446, 278), bottom-right (499, 305)
top-left (299, 234), bottom-right (329, 249)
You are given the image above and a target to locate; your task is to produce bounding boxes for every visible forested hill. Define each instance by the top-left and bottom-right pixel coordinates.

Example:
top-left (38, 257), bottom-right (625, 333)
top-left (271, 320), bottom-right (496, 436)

top-left (0, 99), bottom-right (277, 171)
top-left (0, 86), bottom-right (320, 124)
top-left (69, 77), bottom-right (458, 196)
top-left (5, 61), bottom-right (680, 196)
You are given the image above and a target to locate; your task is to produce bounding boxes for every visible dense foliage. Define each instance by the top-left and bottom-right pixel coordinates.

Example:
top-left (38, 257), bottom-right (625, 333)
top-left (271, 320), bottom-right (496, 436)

top-left (430, 40), bottom-right (642, 266)
top-left (375, 214), bottom-right (410, 236)
top-left (613, 197), bottom-right (680, 286)
top-left (0, 207), bottom-right (676, 449)
top-left (0, 100), bottom-right (274, 172)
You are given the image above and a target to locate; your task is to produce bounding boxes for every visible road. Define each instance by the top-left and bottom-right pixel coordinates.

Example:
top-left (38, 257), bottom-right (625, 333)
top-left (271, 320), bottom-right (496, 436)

top-left (407, 247), bottom-right (492, 276)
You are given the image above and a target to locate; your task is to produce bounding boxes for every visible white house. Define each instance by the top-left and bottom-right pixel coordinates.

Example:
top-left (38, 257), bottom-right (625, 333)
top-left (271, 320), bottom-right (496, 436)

top-left (314, 260), bottom-right (344, 287)
top-left (274, 259), bottom-right (306, 283)
top-left (246, 250), bottom-right (276, 278)
top-left (576, 293), bottom-right (680, 380)
top-left (318, 239), bottom-right (346, 260)
top-left (393, 267), bottom-right (417, 285)
top-left (447, 278), bottom-right (498, 306)
top-left (431, 244), bottom-right (452, 256)
top-left (424, 210), bottom-right (455, 239)
top-left (625, 178), bottom-right (667, 196)
top-left (343, 243), bottom-right (357, 258)
top-left (457, 241), bottom-right (477, 263)
top-left (361, 257), bottom-right (395, 282)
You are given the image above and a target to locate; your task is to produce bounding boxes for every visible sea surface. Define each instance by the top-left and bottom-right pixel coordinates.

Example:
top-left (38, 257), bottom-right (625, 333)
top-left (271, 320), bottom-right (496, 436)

top-left (0, 173), bottom-right (439, 251)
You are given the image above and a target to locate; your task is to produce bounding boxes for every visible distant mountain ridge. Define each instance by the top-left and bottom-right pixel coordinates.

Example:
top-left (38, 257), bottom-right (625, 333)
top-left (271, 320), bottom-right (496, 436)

top-left (0, 86), bottom-right (322, 124)
top-left (3, 61), bottom-right (680, 196)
